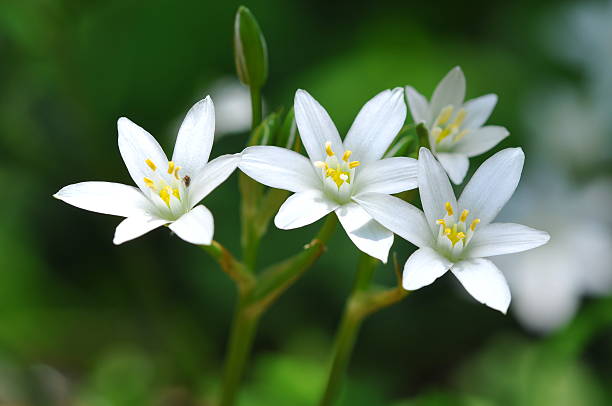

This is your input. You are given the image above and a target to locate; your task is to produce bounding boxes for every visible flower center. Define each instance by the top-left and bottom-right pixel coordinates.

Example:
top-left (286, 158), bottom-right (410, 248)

top-left (436, 202), bottom-right (480, 254)
top-left (432, 105), bottom-right (470, 146)
top-left (313, 141), bottom-right (360, 188)
top-left (143, 159), bottom-right (185, 208)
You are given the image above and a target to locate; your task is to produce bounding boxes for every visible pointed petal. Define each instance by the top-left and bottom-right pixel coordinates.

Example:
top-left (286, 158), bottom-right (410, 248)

top-left (459, 148), bottom-right (524, 226)
top-left (344, 88), bottom-right (406, 163)
top-left (405, 86), bottom-right (430, 124)
top-left (169, 205), bottom-right (214, 245)
top-left (274, 189), bottom-right (338, 229)
top-left (436, 152), bottom-right (469, 185)
top-left (335, 202), bottom-right (394, 263)
top-left (451, 258), bottom-right (511, 313)
top-left (239, 146), bottom-right (321, 192)
top-left (353, 193), bottom-right (432, 248)
top-left (402, 247), bottom-right (452, 290)
top-left (117, 117), bottom-right (169, 193)
top-left (113, 214), bottom-right (169, 245)
top-left (453, 126), bottom-right (510, 158)
top-left (430, 67), bottom-right (466, 118)
top-left (462, 94), bottom-right (497, 130)
top-left (172, 96), bottom-right (215, 175)
top-left (294, 89), bottom-right (343, 162)
top-left (418, 148), bottom-right (457, 232)
top-left (467, 223), bottom-right (550, 258)
top-left (353, 157), bottom-right (417, 194)
top-left (54, 181), bottom-right (151, 217)
top-left (188, 153), bottom-right (241, 207)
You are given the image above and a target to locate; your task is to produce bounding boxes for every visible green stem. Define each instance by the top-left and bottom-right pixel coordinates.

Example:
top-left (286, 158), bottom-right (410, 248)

top-left (250, 86), bottom-right (262, 129)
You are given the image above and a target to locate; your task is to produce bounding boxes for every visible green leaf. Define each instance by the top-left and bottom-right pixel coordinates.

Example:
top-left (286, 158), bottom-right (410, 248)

top-left (234, 6), bottom-right (268, 88)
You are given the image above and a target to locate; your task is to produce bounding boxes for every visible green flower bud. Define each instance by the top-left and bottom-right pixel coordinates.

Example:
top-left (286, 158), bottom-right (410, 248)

top-left (234, 6), bottom-right (268, 88)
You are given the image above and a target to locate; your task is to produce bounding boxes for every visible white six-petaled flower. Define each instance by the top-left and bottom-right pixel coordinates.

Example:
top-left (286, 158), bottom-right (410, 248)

top-left (54, 97), bottom-right (240, 245)
top-left (239, 88), bottom-right (418, 263)
top-left (406, 66), bottom-right (510, 184)
top-left (355, 147), bottom-right (550, 313)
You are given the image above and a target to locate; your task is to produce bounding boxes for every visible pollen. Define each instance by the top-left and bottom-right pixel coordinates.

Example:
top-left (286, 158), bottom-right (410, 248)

top-left (348, 161), bottom-right (360, 169)
top-left (445, 202), bottom-right (454, 216)
top-left (460, 209), bottom-right (469, 222)
top-left (159, 186), bottom-right (172, 206)
top-left (167, 161), bottom-right (176, 174)
top-left (325, 141), bottom-right (334, 156)
top-left (436, 219), bottom-right (446, 226)
top-left (145, 159), bottom-right (157, 171)
top-left (437, 106), bottom-right (454, 125)
top-left (342, 150), bottom-right (352, 162)
top-left (433, 107), bottom-right (469, 145)
top-left (172, 188), bottom-right (181, 200)
top-left (470, 218), bottom-right (480, 231)
top-left (144, 177), bottom-right (156, 189)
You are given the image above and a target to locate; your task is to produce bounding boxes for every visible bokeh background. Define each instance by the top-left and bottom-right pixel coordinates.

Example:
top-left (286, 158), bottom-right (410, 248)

top-left (1, 0), bottom-right (612, 405)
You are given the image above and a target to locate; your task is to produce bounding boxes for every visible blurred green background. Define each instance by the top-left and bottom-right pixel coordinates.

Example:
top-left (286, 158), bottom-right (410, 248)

top-left (1, 0), bottom-right (612, 405)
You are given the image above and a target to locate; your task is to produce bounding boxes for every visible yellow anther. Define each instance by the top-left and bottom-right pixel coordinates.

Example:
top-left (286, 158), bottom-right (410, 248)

top-left (436, 128), bottom-right (451, 143)
top-left (172, 188), bottom-right (181, 200)
top-left (444, 227), bottom-right (451, 235)
top-left (456, 232), bottom-right (466, 240)
top-left (159, 186), bottom-right (172, 207)
top-left (348, 161), bottom-right (361, 169)
top-left (451, 109), bottom-right (467, 128)
top-left (167, 161), bottom-right (176, 174)
top-left (342, 150), bottom-right (352, 162)
top-left (436, 219), bottom-right (446, 226)
top-left (325, 141), bottom-right (334, 156)
top-left (445, 202), bottom-right (454, 216)
top-left (314, 161), bottom-right (327, 169)
top-left (454, 129), bottom-right (469, 142)
top-left (460, 209), bottom-right (469, 222)
top-left (437, 106), bottom-right (454, 125)
top-left (445, 223), bottom-right (466, 246)
top-left (145, 159), bottom-right (157, 171)
top-left (173, 166), bottom-right (181, 180)
top-left (143, 177), bottom-right (156, 189)
top-left (470, 218), bottom-right (481, 231)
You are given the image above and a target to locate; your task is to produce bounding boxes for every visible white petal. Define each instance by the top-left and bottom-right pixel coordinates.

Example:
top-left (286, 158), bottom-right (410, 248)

top-left (430, 67), bottom-right (466, 119)
top-left (54, 181), bottom-right (151, 217)
top-left (169, 205), bottom-right (214, 245)
top-left (353, 193), bottom-right (432, 248)
top-left (462, 94), bottom-right (497, 130)
top-left (402, 247), bottom-right (452, 290)
top-left (344, 88), bottom-right (406, 163)
top-left (172, 96), bottom-right (215, 175)
top-left (454, 126), bottom-right (510, 158)
top-left (188, 153), bottom-right (241, 207)
top-left (435, 153), bottom-right (469, 185)
top-left (405, 86), bottom-right (430, 124)
top-left (294, 89), bottom-right (344, 162)
top-left (353, 157), bottom-right (417, 195)
top-left (117, 117), bottom-right (169, 193)
top-left (451, 258), bottom-right (511, 313)
top-left (459, 148), bottom-right (524, 226)
top-left (335, 202), bottom-right (394, 263)
top-left (239, 146), bottom-right (321, 193)
top-left (418, 148), bottom-right (457, 232)
top-left (274, 189), bottom-right (338, 229)
top-left (113, 214), bottom-right (169, 245)
top-left (467, 223), bottom-right (550, 258)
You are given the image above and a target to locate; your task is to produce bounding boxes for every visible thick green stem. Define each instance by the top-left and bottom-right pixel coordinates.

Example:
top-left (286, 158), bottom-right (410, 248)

top-left (250, 86), bottom-right (263, 129)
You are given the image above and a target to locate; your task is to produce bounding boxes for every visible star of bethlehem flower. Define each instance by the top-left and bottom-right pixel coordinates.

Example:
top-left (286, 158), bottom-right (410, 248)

top-left (239, 88), bottom-right (418, 263)
top-left (54, 97), bottom-right (240, 245)
top-left (355, 147), bottom-right (550, 313)
top-left (406, 66), bottom-right (510, 184)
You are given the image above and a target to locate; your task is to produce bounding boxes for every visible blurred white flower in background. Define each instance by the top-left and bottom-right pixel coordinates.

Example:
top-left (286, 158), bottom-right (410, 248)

top-left (207, 77), bottom-right (253, 136)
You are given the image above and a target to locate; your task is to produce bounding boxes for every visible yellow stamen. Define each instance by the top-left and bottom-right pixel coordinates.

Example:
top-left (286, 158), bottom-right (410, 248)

top-left (348, 161), bottom-right (360, 169)
top-left (451, 109), bottom-right (467, 128)
top-left (444, 227), bottom-right (451, 235)
top-left (173, 166), bottom-right (181, 180)
top-left (342, 150), bottom-right (352, 162)
top-left (460, 209), bottom-right (469, 222)
top-left (159, 186), bottom-right (172, 207)
top-left (314, 161), bottom-right (327, 169)
top-left (454, 129), bottom-right (469, 142)
top-left (470, 218), bottom-right (481, 231)
top-left (445, 223), bottom-right (465, 246)
top-left (445, 202), bottom-right (454, 216)
top-left (325, 141), bottom-right (334, 156)
top-left (145, 159), bottom-right (157, 171)
top-left (143, 177), bottom-right (156, 189)
top-left (436, 128), bottom-right (451, 143)
top-left (436, 219), bottom-right (446, 226)
top-left (456, 232), bottom-right (466, 240)
top-left (437, 106), bottom-right (454, 125)
top-left (172, 188), bottom-right (181, 200)
top-left (167, 161), bottom-right (175, 174)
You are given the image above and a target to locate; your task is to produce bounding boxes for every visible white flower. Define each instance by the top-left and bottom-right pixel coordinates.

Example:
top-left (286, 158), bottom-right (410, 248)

top-left (355, 147), bottom-right (550, 313)
top-left (239, 88), bottom-right (417, 263)
top-left (406, 67), bottom-right (510, 184)
top-left (54, 97), bottom-right (240, 245)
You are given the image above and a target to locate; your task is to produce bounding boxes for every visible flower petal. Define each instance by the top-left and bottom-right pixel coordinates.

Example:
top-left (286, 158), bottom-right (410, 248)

top-left (172, 96), bottom-right (215, 176)
top-left (117, 117), bottom-right (169, 193)
top-left (458, 148), bottom-right (524, 226)
top-left (453, 126), bottom-right (510, 158)
top-left (294, 89), bottom-right (344, 162)
top-left (335, 202), bottom-right (394, 263)
top-left (402, 247), bottom-right (452, 290)
top-left (436, 152), bottom-right (469, 185)
top-left (188, 153), bottom-right (241, 207)
top-left (239, 146), bottom-right (321, 193)
top-left (430, 66), bottom-right (466, 119)
top-left (54, 181), bottom-right (151, 217)
top-left (418, 148), bottom-right (457, 232)
top-left (113, 214), bottom-right (169, 245)
top-left (405, 86), bottom-right (430, 124)
top-left (353, 192), bottom-right (432, 248)
top-left (169, 205), bottom-right (214, 245)
top-left (467, 223), bottom-right (550, 258)
top-left (462, 94), bottom-right (497, 130)
top-left (451, 258), bottom-right (511, 313)
top-left (352, 157), bottom-right (417, 194)
top-left (274, 189), bottom-right (338, 229)
top-left (344, 88), bottom-right (406, 163)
